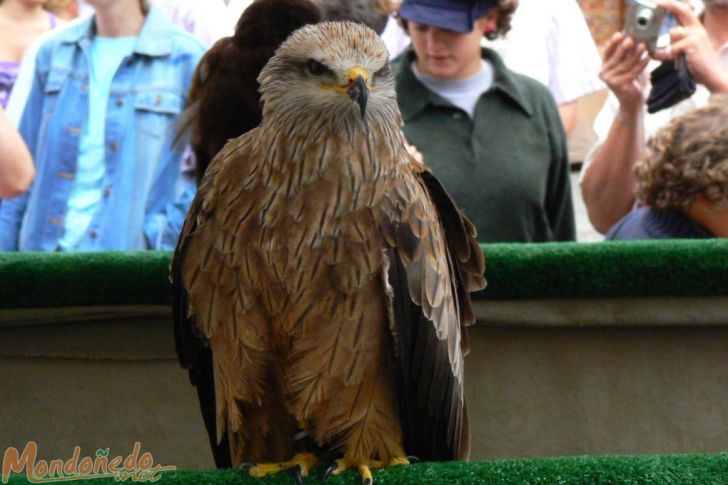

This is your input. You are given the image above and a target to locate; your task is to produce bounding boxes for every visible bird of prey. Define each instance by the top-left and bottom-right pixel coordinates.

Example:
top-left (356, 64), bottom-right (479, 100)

top-left (172, 21), bottom-right (485, 484)
top-left (182, 0), bottom-right (390, 184)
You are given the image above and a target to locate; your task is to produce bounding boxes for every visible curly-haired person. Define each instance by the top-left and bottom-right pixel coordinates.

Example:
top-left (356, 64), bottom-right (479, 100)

top-left (393, 0), bottom-right (575, 242)
top-left (607, 95), bottom-right (728, 240)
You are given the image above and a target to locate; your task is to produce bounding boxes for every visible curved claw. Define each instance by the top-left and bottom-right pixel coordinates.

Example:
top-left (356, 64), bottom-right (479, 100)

top-left (292, 464), bottom-right (304, 485)
top-left (324, 463), bottom-right (339, 479)
top-left (358, 465), bottom-right (373, 484)
top-left (406, 455), bottom-right (420, 464)
top-left (238, 461), bottom-right (256, 470)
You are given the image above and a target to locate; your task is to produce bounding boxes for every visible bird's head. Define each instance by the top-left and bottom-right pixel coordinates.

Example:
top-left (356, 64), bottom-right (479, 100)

top-left (258, 21), bottom-right (399, 129)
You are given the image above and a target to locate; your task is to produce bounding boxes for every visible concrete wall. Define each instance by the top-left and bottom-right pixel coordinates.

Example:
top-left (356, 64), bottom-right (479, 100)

top-left (0, 309), bottom-right (213, 469)
top-left (2, 302), bottom-right (727, 469)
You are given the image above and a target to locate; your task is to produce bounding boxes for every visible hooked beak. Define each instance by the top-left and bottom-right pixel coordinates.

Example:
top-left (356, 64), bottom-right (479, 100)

top-left (346, 67), bottom-right (369, 119)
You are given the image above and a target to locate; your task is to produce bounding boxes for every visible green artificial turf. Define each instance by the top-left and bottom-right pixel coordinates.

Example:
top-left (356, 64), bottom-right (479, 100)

top-left (480, 239), bottom-right (728, 299)
top-left (1, 240), bottom-right (728, 309)
top-left (6, 453), bottom-right (728, 484)
top-left (0, 250), bottom-right (171, 309)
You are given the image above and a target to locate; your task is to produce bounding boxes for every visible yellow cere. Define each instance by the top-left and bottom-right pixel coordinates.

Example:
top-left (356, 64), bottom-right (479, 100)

top-left (320, 66), bottom-right (371, 95)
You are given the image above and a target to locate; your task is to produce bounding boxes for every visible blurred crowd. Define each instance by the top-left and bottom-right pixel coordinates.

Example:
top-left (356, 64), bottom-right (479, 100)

top-left (0, 0), bottom-right (727, 251)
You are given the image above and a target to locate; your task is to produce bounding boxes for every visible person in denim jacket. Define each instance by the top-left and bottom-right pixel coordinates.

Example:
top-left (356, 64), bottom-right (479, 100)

top-left (0, 0), bottom-right (204, 251)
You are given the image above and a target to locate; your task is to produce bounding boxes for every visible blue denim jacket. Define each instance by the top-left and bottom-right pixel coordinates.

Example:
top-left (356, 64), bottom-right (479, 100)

top-left (0, 8), bottom-right (204, 251)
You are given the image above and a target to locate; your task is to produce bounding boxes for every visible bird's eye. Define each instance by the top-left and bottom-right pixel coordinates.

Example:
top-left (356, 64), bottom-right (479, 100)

top-left (374, 64), bottom-right (391, 79)
top-left (306, 59), bottom-right (329, 76)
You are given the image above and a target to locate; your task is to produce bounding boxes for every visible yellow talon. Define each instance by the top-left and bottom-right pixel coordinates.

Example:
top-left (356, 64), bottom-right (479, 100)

top-left (387, 456), bottom-right (410, 467)
top-left (247, 451), bottom-right (323, 478)
top-left (325, 456), bottom-right (410, 483)
top-left (327, 458), bottom-right (348, 476)
top-left (248, 463), bottom-right (286, 477)
top-left (365, 456), bottom-right (410, 469)
top-left (358, 465), bottom-right (373, 484)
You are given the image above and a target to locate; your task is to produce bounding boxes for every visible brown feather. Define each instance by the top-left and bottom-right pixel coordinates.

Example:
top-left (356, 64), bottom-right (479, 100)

top-left (172, 21), bottom-right (484, 468)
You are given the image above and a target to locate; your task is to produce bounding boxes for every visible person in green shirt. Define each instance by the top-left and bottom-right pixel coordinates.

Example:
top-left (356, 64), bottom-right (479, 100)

top-left (395, 0), bottom-right (576, 242)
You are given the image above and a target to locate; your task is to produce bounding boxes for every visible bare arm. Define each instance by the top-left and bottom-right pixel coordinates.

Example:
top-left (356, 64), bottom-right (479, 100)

top-left (0, 106), bottom-right (34, 198)
top-left (557, 100), bottom-right (578, 136)
top-left (581, 33), bottom-right (650, 233)
top-left (581, 113), bottom-right (645, 233)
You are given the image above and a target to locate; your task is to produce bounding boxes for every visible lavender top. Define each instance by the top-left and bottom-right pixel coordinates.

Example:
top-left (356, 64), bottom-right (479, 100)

top-left (0, 13), bottom-right (57, 108)
top-left (0, 60), bottom-right (20, 108)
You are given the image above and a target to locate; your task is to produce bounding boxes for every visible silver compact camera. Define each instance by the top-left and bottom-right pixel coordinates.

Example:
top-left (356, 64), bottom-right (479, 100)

top-left (624, 0), bottom-right (668, 52)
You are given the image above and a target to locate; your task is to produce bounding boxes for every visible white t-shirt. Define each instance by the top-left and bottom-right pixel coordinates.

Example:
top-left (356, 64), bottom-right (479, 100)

top-left (59, 36), bottom-right (137, 250)
top-left (485, 0), bottom-right (605, 104)
top-left (411, 60), bottom-right (494, 118)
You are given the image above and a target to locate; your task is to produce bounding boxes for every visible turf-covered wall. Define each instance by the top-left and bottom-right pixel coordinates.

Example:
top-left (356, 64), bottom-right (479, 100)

top-left (1, 240), bottom-right (728, 482)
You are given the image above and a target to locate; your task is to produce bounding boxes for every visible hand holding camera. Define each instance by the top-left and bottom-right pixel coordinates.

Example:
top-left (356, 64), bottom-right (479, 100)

top-left (603, 0), bottom-right (727, 115)
top-left (624, 0), bottom-right (698, 113)
top-left (650, 0), bottom-right (728, 94)
top-left (622, 0), bottom-right (725, 91)
top-left (599, 32), bottom-right (650, 119)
